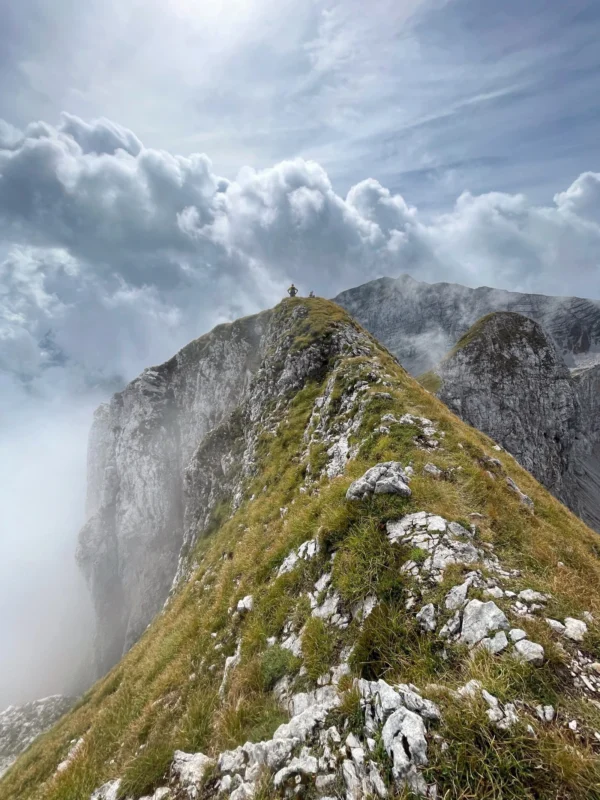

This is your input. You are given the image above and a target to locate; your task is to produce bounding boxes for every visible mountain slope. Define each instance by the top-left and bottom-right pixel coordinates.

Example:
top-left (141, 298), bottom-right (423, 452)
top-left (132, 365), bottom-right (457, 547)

top-left (334, 274), bottom-right (600, 375)
top-left (423, 312), bottom-right (600, 533)
top-left (0, 697), bottom-right (75, 779)
top-left (77, 309), bottom-right (271, 675)
top-left (3, 298), bottom-right (600, 800)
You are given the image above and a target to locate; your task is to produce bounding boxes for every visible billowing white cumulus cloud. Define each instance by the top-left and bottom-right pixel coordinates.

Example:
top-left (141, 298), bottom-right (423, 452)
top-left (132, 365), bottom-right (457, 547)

top-left (1, 114), bottom-right (599, 398)
top-left (0, 110), bottom-right (599, 407)
top-left (554, 171), bottom-right (600, 224)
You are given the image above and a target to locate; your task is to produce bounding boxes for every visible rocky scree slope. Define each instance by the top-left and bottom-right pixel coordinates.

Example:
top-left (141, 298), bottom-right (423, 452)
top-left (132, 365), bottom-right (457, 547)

top-left (334, 274), bottom-right (600, 375)
top-left (0, 697), bottom-right (75, 778)
top-left (4, 299), bottom-right (600, 800)
top-left (424, 311), bottom-right (600, 533)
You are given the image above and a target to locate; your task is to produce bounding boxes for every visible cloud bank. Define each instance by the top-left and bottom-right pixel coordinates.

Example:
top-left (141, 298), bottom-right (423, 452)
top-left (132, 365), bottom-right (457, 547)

top-left (1, 113), bottom-right (599, 397)
top-left (0, 396), bottom-right (96, 708)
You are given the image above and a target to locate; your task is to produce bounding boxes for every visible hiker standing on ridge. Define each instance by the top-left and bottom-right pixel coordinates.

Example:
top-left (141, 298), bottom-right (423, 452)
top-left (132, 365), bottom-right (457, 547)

top-left (287, 283), bottom-right (298, 297)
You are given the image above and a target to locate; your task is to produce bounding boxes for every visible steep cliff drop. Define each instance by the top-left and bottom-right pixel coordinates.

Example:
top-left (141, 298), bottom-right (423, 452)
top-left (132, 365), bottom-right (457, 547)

top-left (424, 311), bottom-right (600, 532)
top-left (76, 310), bottom-right (270, 676)
top-left (3, 298), bottom-right (600, 800)
top-left (571, 364), bottom-right (600, 532)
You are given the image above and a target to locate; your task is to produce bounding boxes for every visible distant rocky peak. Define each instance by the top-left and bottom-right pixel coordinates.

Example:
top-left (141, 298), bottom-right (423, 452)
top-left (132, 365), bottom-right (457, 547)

top-left (442, 312), bottom-right (568, 376)
top-left (427, 311), bottom-right (600, 533)
top-left (334, 274), bottom-right (600, 375)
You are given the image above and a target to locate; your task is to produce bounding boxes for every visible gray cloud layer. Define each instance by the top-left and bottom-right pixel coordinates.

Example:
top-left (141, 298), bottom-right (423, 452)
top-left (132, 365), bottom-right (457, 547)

top-left (1, 114), bottom-right (599, 395)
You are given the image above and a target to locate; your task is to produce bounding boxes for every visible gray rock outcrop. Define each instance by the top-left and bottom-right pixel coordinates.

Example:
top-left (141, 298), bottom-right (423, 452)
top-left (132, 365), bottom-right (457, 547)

top-left (514, 640), bottom-right (545, 666)
top-left (88, 674), bottom-right (441, 800)
top-left (459, 600), bottom-right (509, 647)
top-left (346, 461), bottom-right (411, 500)
top-left (0, 695), bottom-right (74, 777)
top-left (436, 313), bottom-right (579, 504)
top-left (77, 304), bottom-right (373, 676)
top-left (425, 312), bottom-right (600, 532)
top-left (334, 273), bottom-right (600, 376)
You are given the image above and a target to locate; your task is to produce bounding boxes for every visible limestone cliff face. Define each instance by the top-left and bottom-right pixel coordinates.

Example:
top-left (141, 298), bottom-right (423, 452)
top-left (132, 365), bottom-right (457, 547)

top-left (77, 312), bottom-right (269, 674)
top-left (570, 364), bottom-right (600, 532)
top-left (77, 303), bottom-right (372, 676)
top-left (334, 274), bottom-right (600, 375)
top-left (436, 313), bottom-right (580, 504)
top-left (431, 312), bottom-right (600, 532)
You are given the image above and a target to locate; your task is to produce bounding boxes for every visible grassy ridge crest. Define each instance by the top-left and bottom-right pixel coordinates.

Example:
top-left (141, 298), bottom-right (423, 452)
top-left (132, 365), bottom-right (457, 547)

top-left (2, 298), bottom-right (600, 800)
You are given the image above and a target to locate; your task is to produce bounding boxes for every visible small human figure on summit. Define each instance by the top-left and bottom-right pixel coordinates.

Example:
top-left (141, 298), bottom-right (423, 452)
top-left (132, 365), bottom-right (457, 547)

top-left (309, 290), bottom-right (315, 298)
top-left (287, 283), bottom-right (298, 297)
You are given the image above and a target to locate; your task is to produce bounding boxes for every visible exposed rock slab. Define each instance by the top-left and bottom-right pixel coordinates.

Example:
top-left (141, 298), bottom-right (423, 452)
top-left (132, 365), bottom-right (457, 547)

top-left (77, 305), bottom-right (373, 675)
top-left (346, 462), bottom-right (411, 501)
top-left (460, 600), bottom-right (509, 646)
top-left (0, 695), bottom-right (75, 778)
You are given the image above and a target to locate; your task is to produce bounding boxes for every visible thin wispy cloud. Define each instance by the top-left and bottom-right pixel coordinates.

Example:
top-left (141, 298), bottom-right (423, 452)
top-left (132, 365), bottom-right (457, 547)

top-left (3, 0), bottom-right (599, 208)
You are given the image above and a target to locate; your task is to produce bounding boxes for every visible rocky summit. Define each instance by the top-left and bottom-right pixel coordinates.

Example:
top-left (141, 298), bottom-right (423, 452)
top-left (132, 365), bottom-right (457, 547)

top-left (3, 298), bottom-right (600, 800)
top-left (334, 273), bottom-right (600, 375)
top-left (76, 302), bottom-right (373, 677)
top-left (424, 311), bottom-right (600, 533)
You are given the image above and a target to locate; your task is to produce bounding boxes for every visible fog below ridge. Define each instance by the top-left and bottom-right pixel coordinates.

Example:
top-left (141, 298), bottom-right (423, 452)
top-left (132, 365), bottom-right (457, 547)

top-left (0, 394), bottom-right (98, 709)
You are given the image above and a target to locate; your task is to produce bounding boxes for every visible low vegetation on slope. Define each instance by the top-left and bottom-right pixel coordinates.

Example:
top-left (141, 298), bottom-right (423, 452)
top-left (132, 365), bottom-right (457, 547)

top-left (3, 299), bottom-right (600, 800)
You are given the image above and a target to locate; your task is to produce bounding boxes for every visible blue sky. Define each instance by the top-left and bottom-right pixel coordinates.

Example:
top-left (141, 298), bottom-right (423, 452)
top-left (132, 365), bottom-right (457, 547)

top-left (2, 0), bottom-right (599, 213)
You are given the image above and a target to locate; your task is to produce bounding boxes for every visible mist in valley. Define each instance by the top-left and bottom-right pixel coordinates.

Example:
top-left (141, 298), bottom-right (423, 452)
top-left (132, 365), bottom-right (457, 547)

top-left (0, 387), bottom-right (100, 710)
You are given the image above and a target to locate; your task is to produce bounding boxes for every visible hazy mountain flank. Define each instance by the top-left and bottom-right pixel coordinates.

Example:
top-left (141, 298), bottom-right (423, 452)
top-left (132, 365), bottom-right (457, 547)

top-left (334, 274), bottom-right (600, 376)
top-left (3, 298), bottom-right (600, 800)
top-left (421, 311), bottom-right (600, 534)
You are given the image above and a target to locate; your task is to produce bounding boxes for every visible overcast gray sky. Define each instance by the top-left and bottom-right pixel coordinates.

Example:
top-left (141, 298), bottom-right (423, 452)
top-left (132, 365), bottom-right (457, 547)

top-left (1, 0), bottom-right (600, 704)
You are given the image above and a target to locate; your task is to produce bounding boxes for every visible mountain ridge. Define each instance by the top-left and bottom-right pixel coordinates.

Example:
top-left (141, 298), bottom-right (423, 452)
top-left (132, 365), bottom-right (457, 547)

top-left (76, 301), bottom-right (367, 678)
top-left (334, 274), bottom-right (600, 375)
top-left (3, 298), bottom-right (600, 800)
